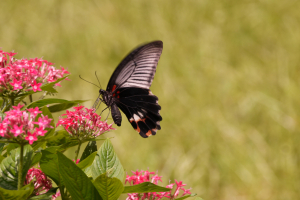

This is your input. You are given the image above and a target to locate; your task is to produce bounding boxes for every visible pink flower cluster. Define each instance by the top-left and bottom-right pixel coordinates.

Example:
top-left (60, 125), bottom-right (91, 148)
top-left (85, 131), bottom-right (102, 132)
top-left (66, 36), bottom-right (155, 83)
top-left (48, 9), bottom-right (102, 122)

top-left (57, 105), bottom-right (115, 138)
top-left (125, 170), bottom-right (192, 200)
top-left (25, 168), bottom-right (52, 195)
top-left (0, 104), bottom-right (52, 144)
top-left (0, 50), bottom-right (69, 94)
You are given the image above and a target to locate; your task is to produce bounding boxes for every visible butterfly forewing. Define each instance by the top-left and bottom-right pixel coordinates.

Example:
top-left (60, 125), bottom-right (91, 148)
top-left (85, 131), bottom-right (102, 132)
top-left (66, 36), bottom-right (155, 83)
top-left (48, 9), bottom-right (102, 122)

top-left (106, 41), bottom-right (163, 91)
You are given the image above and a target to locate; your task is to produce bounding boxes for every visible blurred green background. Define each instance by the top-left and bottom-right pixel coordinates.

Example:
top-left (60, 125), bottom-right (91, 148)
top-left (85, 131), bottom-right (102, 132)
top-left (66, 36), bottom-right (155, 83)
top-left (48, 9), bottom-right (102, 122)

top-left (1, 0), bottom-right (300, 199)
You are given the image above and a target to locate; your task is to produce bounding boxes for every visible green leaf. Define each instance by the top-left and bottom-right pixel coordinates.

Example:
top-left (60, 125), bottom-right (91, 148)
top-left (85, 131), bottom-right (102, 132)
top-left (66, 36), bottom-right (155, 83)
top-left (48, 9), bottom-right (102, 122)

top-left (123, 182), bottom-right (171, 193)
top-left (48, 100), bottom-right (86, 113)
top-left (57, 152), bottom-right (102, 200)
top-left (175, 194), bottom-right (198, 200)
top-left (41, 76), bottom-right (68, 93)
top-left (0, 143), bottom-right (5, 155)
top-left (28, 187), bottom-right (58, 200)
top-left (6, 143), bottom-right (19, 155)
top-left (0, 145), bottom-right (33, 190)
top-left (80, 141), bottom-right (97, 161)
top-left (93, 173), bottom-right (123, 200)
top-left (0, 155), bottom-right (5, 163)
top-left (46, 130), bottom-right (70, 147)
top-left (24, 98), bottom-right (86, 113)
top-left (46, 130), bottom-right (79, 152)
top-left (40, 147), bottom-right (61, 185)
top-left (31, 152), bottom-right (42, 167)
top-left (0, 111), bottom-right (5, 120)
top-left (77, 152), bottom-right (97, 170)
top-left (14, 91), bottom-right (35, 105)
top-left (91, 139), bottom-right (125, 182)
top-left (0, 182), bottom-right (34, 200)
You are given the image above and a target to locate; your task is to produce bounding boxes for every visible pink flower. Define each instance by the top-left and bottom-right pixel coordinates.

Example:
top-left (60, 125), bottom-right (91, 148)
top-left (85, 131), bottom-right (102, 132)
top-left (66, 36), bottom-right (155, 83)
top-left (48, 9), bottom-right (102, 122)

top-left (25, 168), bottom-right (52, 195)
top-left (0, 124), bottom-right (7, 137)
top-left (0, 104), bottom-right (52, 144)
top-left (12, 104), bottom-right (24, 110)
top-left (11, 125), bottom-right (24, 137)
top-left (27, 107), bottom-right (42, 117)
top-left (11, 79), bottom-right (23, 90)
top-left (31, 80), bottom-right (42, 92)
top-left (0, 50), bottom-right (69, 95)
top-left (35, 127), bottom-right (47, 136)
top-left (34, 115), bottom-right (52, 129)
top-left (125, 170), bottom-right (192, 200)
top-left (57, 105), bottom-right (115, 138)
top-left (72, 159), bottom-right (80, 164)
top-left (25, 133), bottom-right (38, 145)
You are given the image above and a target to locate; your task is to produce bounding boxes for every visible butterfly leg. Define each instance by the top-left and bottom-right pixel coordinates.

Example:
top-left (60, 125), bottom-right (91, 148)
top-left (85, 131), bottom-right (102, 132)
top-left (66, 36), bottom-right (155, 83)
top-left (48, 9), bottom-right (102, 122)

top-left (100, 106), bottom-right (109, 116)
top-left (92, 94), bottom-right (103, 110)
top-left (96, 99), bottom-right (103, 111)
top-left (105, 108), bottom-right (111, 121)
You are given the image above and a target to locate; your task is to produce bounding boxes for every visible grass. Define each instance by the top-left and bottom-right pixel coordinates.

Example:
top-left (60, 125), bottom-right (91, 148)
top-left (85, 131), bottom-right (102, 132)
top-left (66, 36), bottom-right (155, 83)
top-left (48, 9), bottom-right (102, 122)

top-left (1, 0), bottom-right (300, 199)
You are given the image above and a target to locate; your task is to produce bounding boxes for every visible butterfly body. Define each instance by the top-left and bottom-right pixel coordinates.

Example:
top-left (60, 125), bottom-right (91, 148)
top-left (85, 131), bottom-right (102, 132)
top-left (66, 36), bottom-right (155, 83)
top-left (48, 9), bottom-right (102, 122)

top-left (96, 41), bottom-right (163, 138)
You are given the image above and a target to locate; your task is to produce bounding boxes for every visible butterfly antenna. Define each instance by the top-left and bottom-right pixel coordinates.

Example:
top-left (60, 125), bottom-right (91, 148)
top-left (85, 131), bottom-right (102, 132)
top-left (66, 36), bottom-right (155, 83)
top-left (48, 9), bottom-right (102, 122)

top-left (95, 71), bottom-right (103, 89)
top-left (79, 75), bottom-right (100, 88)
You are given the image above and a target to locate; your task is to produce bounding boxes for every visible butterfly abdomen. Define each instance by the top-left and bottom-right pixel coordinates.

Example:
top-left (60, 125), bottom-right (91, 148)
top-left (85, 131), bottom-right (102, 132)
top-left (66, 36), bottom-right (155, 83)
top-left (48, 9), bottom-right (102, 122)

top-left (111, 103), bottom-right (122, 126)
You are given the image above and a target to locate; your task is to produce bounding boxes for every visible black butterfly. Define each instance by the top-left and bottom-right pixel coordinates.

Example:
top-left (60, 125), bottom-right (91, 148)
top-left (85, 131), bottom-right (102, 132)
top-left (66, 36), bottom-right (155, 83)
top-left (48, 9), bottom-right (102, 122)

top-left (94, 41), bottom-right (163, 138)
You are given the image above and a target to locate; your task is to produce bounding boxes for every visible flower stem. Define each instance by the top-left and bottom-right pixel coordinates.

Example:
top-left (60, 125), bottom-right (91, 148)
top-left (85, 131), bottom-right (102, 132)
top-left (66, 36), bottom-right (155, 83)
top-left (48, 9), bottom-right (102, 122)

top-left (29, 94), bottom-right (33, 103)
top-left (18, 143), bottom-right (24, 190)
top-left (11, 97), bottom-right (15, 107)
top-left (74, 140), bottom-right (82, 163)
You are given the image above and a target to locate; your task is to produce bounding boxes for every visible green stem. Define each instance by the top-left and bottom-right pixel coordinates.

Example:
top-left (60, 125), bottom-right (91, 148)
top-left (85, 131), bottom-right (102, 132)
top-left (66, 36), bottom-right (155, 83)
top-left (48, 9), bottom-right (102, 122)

top-left (18, 143), bottom-right (24, 190)
top-left (11, 97), bottom-right (15, 107)
top-left (29, 94), bottom-right (33, 103)
top-left (74, 140), bottom-right (82, 162)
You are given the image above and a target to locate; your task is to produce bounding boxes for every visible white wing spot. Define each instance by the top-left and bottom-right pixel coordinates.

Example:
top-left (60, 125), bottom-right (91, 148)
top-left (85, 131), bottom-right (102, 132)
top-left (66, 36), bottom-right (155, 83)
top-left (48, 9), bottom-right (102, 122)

top-left (133, 114), bottom-right (140, 121)
top-left (138, 112), bottom-right (144, 117)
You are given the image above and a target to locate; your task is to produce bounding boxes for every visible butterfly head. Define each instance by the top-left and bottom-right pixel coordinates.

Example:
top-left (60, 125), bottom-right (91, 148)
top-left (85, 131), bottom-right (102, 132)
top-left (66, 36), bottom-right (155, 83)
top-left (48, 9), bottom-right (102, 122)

top-left (99, 89), bottom-right (113, 106)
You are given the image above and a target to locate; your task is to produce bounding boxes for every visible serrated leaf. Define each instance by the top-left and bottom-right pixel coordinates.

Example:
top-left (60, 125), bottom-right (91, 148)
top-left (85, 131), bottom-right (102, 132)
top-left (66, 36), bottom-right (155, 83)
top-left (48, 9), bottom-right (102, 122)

top-left (91, 139), bottom-right (125, 182)
top-left (0, 182), bottom-right (34, 200)
top-left (40, 147), bottom-right (61, 185)
top-left (0, 145), bottom-right (33, 190)
top-left (93, 173), bottom-right (123, 200)
top-left (57, 152), bottom-right (102, 200)
top-left (80, 141), bottom-right (97, 161)
top-left (175, 194), bottom-right (198, 200)
top-left (77, 152), bottom-right (97, 170)
top-left (123, 182), bottom-right (171, 193)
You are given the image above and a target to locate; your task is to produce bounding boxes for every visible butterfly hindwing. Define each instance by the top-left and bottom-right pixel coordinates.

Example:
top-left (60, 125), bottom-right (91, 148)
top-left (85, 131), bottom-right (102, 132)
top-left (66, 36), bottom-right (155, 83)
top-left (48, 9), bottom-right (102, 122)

top-left (114, 87), bottom-right (162, 138)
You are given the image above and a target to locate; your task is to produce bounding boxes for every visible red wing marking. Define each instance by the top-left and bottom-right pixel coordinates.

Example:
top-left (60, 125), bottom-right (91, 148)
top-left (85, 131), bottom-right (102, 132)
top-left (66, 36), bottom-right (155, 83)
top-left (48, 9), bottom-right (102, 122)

top-left (112, 85), bottom-right (117, 92)
top-left (135, 126), bottom-right (141, 133)
top-left (146, 130), bottom-right (152, 137)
